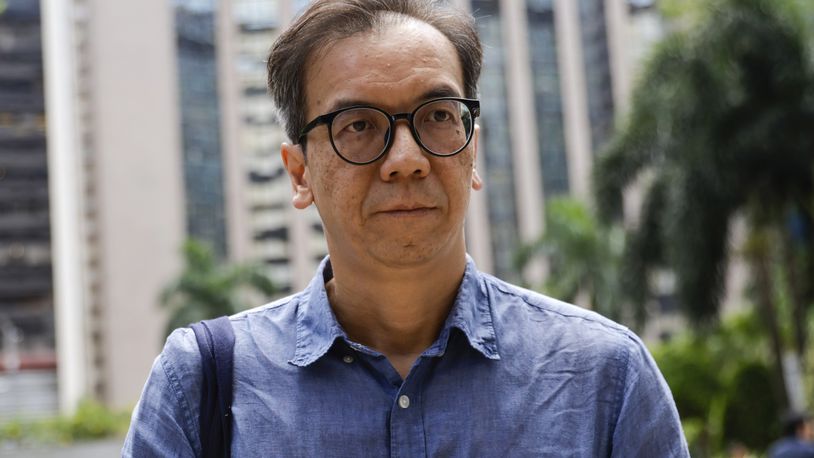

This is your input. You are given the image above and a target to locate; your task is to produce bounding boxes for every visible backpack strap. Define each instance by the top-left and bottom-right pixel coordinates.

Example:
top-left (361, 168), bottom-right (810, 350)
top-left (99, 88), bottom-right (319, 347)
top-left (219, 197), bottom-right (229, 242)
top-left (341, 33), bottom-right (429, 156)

top-left (190, 316), bottom-right (235, 458)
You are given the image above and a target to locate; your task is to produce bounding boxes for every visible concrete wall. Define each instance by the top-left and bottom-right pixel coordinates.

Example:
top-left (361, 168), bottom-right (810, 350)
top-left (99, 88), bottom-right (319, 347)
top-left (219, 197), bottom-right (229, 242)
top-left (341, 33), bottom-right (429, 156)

top-left (87, 0), bottom-right (185, 408)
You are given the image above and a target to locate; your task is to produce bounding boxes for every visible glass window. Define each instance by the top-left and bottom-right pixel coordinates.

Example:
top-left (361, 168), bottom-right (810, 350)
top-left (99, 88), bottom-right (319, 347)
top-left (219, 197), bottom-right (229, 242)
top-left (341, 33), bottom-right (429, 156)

top-left (175, 0), bottom-right (228, 258)
top-left (0, 1), bottom-right (57, 404)
top-left (235, 0), bottom-right (280, 29)
top-left (578, 0), bottom-right (615, 155)
top-left (471, 0), bottom-right (521, 281)
top-left (527, 0), bottom-right (570, 198)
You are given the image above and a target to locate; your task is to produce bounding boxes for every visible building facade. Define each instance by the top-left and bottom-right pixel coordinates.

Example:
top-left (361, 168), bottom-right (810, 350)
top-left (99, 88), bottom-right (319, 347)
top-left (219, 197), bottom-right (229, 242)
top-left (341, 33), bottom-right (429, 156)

top-left (0, 0), bottom-right (58, 419)
top-left (39, 0), bottom-right (187, 412)
top-left (175, 0), bottom-right (230, 260)
top-left (458, 0), bottom-right (649, 282)
top-left (220, 0), bottom-right (325, 295)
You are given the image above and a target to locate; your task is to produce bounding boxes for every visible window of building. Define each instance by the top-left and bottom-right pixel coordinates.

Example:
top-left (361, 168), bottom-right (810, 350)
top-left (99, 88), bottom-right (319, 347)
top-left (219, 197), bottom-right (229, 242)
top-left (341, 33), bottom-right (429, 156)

top-left (471, 0), bottom-right (521, 281)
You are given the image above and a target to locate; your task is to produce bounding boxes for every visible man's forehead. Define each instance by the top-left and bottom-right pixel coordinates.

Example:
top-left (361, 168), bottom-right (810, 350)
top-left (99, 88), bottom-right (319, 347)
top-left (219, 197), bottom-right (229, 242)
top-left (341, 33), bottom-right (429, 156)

top-left (303, 20), bottom-right (464, 116)
top-left (308, 13), bottom-right (443, 59)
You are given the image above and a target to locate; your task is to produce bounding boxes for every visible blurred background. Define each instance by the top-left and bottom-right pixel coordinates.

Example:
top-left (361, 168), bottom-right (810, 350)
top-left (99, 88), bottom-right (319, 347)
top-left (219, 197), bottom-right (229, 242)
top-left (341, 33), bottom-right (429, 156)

top-left (0, 0), bottom-right (812, 455)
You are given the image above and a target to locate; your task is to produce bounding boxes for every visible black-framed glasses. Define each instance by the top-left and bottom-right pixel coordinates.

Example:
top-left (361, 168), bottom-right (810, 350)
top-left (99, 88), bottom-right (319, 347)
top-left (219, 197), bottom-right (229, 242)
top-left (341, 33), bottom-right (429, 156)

top-left (298, 97), bottom-right (480, 165)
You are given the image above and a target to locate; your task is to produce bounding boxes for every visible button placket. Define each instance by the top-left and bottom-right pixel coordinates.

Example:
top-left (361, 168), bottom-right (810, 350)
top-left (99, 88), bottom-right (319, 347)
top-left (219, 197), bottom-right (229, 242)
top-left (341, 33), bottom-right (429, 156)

top-left (389, 389), bottom-right (425, 458)
top-left (388, 360), bottom-right (430, 458)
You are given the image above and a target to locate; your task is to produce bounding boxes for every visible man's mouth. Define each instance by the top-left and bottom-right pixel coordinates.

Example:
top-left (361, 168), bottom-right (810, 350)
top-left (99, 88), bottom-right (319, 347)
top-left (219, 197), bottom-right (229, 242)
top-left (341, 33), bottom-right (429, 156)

top-left (377, 204), bottom-right (437, 216)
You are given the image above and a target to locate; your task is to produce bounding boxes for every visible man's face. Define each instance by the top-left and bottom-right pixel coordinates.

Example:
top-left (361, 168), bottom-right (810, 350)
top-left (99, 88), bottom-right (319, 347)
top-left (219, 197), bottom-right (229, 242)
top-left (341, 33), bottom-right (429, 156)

top-left (801, 419), bottom-right (814, 441)
top-left (283, 19), bottom-right (481, 270)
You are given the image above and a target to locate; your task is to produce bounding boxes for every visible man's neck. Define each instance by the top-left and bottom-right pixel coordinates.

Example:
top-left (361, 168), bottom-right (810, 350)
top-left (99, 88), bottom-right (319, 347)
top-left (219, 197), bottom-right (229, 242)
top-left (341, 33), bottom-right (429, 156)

top-left (325, 248), bottom-right (466, 379)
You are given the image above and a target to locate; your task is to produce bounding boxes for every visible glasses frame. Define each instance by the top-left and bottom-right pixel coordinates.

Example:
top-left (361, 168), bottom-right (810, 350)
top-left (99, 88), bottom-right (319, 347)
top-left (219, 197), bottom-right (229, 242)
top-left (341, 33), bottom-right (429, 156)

top-left (297, 97), bottom-right (481, 165)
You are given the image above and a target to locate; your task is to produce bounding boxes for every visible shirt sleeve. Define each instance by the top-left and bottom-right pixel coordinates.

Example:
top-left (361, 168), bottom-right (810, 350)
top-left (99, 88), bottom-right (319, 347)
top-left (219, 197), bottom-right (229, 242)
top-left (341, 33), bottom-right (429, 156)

top-left (122, 328), bottom-right (202, 458)
top-left (611, 333), bottom-right (690, 458)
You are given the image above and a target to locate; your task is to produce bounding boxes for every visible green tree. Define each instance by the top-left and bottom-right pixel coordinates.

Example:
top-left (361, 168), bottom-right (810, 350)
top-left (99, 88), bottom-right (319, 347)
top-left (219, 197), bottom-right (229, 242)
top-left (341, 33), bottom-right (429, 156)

top-left (653, 312), bottom-right (783, 456)
top-left (515, 198), bottom-right (634, 324)
top-left (594, 0), bottom-right (814, 405)
top-left (722, 362), bottom-right (781, 450)
top-left (160, 239), bottom-right (276, 338)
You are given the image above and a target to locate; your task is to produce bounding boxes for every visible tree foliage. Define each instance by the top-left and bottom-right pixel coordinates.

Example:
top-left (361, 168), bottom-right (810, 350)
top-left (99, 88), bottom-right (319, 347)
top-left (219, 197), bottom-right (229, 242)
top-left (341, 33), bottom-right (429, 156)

top-left (0, 399), bottom-right (131, 446)
top-left (595, 0), bottom-right (814, 321)
top-left (653, 312), bottom-right (783, 455)
top-left (160, 239), bottom-right (276, 338)
top-left (595, 0), bottom-right (814, 408)
top-left (515, 198), bottom-right (635, 324)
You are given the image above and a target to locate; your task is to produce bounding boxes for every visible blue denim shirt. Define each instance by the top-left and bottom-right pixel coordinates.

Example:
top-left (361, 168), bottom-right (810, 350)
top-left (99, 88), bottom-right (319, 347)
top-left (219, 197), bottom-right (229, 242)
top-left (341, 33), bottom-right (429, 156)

top-left (768, 437), bottom-right (814, 458)
top-left (124, 256), bottom-right (688, 457)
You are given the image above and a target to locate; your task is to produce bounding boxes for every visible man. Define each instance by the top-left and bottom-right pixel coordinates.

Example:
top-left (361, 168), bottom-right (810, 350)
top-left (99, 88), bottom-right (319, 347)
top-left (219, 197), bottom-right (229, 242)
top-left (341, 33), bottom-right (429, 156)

top-left (768, 412), bottom-right (814, 458)
top-left (124, 0), bottom-right (689, 456)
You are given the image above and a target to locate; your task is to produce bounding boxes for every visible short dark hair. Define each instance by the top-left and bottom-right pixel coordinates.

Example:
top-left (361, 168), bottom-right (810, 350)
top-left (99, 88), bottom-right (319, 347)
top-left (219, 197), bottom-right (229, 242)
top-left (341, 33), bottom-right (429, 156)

top-left (267, 0), bottom-right (483, 145)
top-left (781, 411), bottom-right (811, 437)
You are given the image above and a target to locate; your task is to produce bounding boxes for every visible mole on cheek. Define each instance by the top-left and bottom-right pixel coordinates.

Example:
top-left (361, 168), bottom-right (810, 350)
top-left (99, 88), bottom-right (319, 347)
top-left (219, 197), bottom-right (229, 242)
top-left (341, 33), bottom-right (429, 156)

top-left (455, 153), bottom-right (471, 167)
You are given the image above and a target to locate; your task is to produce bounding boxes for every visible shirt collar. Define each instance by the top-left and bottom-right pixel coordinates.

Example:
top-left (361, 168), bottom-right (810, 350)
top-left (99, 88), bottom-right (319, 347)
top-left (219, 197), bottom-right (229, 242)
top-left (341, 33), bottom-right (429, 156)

top-left (289, 255), bottom-right (500, 367)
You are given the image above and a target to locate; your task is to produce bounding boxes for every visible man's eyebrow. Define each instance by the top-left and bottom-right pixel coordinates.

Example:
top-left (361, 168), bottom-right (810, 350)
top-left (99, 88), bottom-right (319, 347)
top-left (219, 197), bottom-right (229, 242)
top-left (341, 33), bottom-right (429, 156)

top-left (325, 98), bottom-right (372, 114)
top-left (419, 86), bottom-right (462, 100)
top-left (323, 86), bottom-right (464, 115)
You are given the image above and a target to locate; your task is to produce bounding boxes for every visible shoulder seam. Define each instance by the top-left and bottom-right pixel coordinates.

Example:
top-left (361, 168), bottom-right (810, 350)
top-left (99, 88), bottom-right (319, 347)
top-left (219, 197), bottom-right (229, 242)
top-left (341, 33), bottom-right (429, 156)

top-left (482, 274), bottom-right (630, 336)
top-left (159, 348), bottom-right (198, 451)
top-left (230, 292), bottom-right (301, 320)
top-left (610, 337), bottom-right (634, 445)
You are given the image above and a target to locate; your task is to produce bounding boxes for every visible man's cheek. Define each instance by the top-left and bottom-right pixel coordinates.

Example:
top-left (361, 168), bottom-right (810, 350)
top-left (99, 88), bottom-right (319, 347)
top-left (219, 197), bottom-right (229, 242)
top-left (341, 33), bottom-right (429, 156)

top-left (310, 159), bottom-right (339, 198)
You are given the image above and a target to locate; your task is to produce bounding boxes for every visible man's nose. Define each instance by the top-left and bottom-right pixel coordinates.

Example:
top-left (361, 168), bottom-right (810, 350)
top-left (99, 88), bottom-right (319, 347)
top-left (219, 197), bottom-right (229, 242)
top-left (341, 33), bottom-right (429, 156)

top-left (379, 122), bottom-right (431, 181)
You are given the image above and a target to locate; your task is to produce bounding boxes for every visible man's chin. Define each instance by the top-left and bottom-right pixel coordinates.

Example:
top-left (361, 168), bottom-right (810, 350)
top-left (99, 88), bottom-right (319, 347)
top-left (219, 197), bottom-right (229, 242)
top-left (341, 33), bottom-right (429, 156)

top-left (363, 238), bottom-right (463, 270)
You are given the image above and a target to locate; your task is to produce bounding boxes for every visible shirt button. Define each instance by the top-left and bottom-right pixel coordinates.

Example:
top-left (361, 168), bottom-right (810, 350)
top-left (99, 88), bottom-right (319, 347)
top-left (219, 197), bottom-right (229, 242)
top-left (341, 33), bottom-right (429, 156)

top-left (398, 395), bottom-right (410, 409)
top-left (342, 355), bottom-right (354, 364)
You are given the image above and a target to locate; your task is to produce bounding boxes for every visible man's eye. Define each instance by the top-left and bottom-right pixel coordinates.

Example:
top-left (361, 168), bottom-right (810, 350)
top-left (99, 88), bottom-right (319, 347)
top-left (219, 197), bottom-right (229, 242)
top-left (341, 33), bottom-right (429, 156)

top-left (345, 120), bottom-right (372, 132)
top-left (429, 110), bottom-right (453, 122)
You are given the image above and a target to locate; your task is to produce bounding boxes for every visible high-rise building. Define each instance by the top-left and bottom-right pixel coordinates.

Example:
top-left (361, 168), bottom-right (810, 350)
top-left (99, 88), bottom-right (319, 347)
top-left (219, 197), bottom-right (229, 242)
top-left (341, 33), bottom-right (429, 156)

top-left (468, 0), bottom-right (520, 281)
top-left (0, 0), bottom-right (58, 418)
top-left (456, 0), bottom-right (650, 283)
top-left (578, 0), bottom-right (616, 155)
top-left (220, 0), bottom-right (326, 295)
top-left (39, 0), bottom-right (186, 412)
top-left (176, 0), bottom-right (229, 260)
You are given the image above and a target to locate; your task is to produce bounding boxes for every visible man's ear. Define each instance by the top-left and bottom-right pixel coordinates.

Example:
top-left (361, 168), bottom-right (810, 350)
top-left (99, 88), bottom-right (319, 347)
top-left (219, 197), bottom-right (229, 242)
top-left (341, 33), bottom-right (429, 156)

top-left (281, 142), bottom-right (314, 209)
top-left (471, 124), bottom-right (483, 191)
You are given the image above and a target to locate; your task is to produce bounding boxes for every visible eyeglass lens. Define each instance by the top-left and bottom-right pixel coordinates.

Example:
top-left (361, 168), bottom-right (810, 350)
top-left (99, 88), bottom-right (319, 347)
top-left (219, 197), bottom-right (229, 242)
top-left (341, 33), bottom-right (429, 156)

top-left (330, 99), bottom-right (474, 164)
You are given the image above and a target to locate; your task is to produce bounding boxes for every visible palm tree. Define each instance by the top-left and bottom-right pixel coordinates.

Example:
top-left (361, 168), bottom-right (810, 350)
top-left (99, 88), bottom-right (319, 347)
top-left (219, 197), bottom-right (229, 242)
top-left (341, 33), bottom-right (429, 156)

top-left (160, 239), bottom-right (276, 338)
top-left (515, 198), bottom-right (635, 326)
top-left (594, 0), bottom-right (814, 406)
